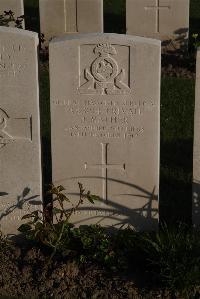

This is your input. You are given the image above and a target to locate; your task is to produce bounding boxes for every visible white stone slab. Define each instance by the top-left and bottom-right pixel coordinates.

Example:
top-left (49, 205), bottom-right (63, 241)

top-left (0, 0), bottom-right (24, 28)
top-left (39, 0), bottom-right (103, 47)
top-left (193, 49), bottom-right (200, 227)
top-left (126, 0), bottom-right (190, 52)
top-left (50, 33), bottom-right (160, 231)
top-left (0, 27), bottom-right (42, 235)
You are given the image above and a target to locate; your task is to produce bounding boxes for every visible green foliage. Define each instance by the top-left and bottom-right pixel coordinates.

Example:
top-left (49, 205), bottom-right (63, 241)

top-left (140, 225), bottom-right (200, 297)
top-left (73, 225), bottom-right (118, 269)
top-left (192, 33), bottom-right (200, 50)
top-left (18, 205), bottom-right (200, 296)
top-left (0, 10), bottom-right (24, 28)
top-left (18, 183), bottom-right (99, 259)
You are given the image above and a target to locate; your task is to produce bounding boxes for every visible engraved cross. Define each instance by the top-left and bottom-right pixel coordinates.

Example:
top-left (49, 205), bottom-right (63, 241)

top-left (84, 143), bottom-right (125, 202)
top-left (64, 0), bottom-right (78, 33)
top-left (0, 108), bottom-right (32, 149)
top-left (144, 0), bottom-right (170, 33)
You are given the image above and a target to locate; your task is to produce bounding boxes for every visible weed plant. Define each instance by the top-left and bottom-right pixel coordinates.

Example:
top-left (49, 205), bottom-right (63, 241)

top-left (16, 184), bottom-right (200, 297)
top-left (18, 183), bottom-right (99, 259)
top-left (139, 225), bottom-right (200, 297)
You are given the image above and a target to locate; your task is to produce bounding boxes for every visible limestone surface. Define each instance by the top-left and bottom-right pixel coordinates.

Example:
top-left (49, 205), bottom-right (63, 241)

top-left (126, 0), bottom-right (190, 52)
top-left (39, 0), bottom-right (103, 47)
top-left (0, 0), bottom-right (24, 28)
top-left (50, 33), bottom-right (161, 231)
top-left (0, 27), bottom-right (42, 235)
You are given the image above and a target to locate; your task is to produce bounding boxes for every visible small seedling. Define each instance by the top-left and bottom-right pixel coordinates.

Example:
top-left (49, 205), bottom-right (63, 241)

top-left (18, 182), bottom-right (99, 259)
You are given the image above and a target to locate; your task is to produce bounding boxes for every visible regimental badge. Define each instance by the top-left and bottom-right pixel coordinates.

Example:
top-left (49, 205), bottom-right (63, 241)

top-left (79, 44), bottom-right (131, 95)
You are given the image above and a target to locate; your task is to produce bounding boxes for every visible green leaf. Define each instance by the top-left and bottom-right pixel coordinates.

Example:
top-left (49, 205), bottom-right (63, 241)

top-left (58, 193), bottom-right (69, 202)
top-left (21, 213), bottom-right (34, 220)
top-left (87, 196), bottom-right (95, 204)
top-left (52, 207), bottom-right (63, 215)
top-left (87, 195), bottom-right (99, 204)
top-left (18, 223), bottom-right (32, 233)
top-left (35, 222), bottom-right (43, 231)
top-left (57, 185), bottom-right (65, 192)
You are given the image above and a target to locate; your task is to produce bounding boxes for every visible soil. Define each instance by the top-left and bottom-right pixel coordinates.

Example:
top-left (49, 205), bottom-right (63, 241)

top-left (0, 238), bottom-right (173, 299)
top-left (161, 54), bottom-right (196, 80)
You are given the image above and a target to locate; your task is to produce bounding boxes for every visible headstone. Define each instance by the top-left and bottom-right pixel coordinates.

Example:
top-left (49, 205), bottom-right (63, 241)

top-left (50, 33), bottom-right (160, 231)
top-left (193, 49), bottom-right (200, 227)
top-left (126, 0), bottom-right (190, 53)
top-left (0, 0), bottom-right (25, 28)
top-left (0, 27), bottom-right (42, 235)
top-left (39, 0), bottom-right (103, 47)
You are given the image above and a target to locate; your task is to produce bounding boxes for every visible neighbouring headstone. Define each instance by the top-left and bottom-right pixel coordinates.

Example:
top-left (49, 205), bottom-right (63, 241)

top-left (50, 33), bottom-right (160, 231)
top-left (126, 0), bottom-right (190, 53)
top-left (0, 27), bottom-right (42, 235)
top-left (193, 49), bottom-right (200, 227)
top-left (39, 0), bottom-right (103, 47)
top-left (0, 0), bottom-right (25, 28)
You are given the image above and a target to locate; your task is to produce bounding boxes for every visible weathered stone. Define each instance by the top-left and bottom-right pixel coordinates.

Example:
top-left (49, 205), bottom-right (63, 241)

top-left (50, 33), bottom-right (160, 231)
top-left (193, 49), bottom-right (200, 228)
top-left (0, 0), bottom-right (24, 28)
top-left (0, 27), bottom-right (42, 235)
top-left (126, 0), bottom-right (190, 53)
top-left (39, 0), bottom-right (103, 47)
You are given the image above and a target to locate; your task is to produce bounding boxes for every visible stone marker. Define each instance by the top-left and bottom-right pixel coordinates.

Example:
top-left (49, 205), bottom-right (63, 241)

top-left (0, 27), bottom-right (42, 235)
top-left (193, 49), bottom-right (200, 227)
top-left (39, 0), bottom-right (103, 47)
top-left (50, 33), bottom-right (160, 231)
top-left (126, 0), bottom-right (190, 53)
top-left (0, 0), bottom-right (25, 28)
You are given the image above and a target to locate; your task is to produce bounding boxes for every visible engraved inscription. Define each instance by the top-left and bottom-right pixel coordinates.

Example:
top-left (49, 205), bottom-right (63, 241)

top-left (73, 210), bottom-right (121, 217)
top-left (85, 143), bottom-right (125, 201)
top-left (0, 43), bottom-right (27, 78)
top-left (0, 201), bottom-right (37, 222)
top-left (79, 44), bottom-right (130, 95)
top-left (53, 97), bottom-right (156, 140)
top-left (0, 108), bottom-right (32, 149)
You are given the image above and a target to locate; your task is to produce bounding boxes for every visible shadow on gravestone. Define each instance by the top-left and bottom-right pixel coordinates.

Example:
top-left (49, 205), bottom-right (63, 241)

top-left (0, 187), bottom-right (42, 222)
top-left (64, 177), bottom-right (158, 231)
top-left (161, 27), bottom-right (189, 54)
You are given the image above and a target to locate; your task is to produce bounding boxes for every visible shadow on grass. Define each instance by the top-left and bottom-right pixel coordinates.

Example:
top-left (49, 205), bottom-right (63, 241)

top-left (160, 138), bottom-right (193, 225)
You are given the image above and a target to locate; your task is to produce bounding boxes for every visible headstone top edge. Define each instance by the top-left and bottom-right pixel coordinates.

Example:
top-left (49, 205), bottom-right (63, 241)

top-left (0, 27), bottom-right (38, 42)
top-left (49, 33), bottom-right (161, 47)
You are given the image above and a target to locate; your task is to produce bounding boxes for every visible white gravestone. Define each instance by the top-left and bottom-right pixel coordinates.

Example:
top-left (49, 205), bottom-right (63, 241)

top-left (193, 49), bottom-right (200, 227)
top-left (126, 0), bottom-right (190, 52)
top-left (0, 0), bottom-right (24, 28)
top-left (50, 33), bottom-right (161, 231)
top-left (0, 27), bottom-right (42, 235)
top-left (39, 0), bottom-right (103, 47)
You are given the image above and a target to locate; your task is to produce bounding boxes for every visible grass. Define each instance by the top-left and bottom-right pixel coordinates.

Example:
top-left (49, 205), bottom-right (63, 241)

top-left (160, 77), bottom-right (195, 224)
